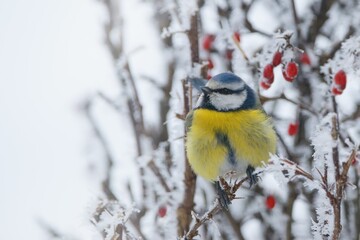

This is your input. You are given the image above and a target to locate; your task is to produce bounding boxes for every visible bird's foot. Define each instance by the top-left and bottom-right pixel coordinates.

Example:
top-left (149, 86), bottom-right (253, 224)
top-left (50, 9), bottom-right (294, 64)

top-left (246, 165), bottom-right (259, 187)
top-left (215, 180), bottom-right (231, 210)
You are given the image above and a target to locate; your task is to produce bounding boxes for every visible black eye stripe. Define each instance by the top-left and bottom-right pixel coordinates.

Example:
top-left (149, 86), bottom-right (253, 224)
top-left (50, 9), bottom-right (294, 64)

top-left (211, 88), bottom-right (245, 95)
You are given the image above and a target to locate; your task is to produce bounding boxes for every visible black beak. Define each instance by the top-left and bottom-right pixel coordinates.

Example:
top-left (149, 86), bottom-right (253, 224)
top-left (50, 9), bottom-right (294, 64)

top-left (201, 86), bottom-right (212, 94)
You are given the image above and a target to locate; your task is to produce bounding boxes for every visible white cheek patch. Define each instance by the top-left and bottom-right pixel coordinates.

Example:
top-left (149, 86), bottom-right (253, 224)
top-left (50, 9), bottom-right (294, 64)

top-left (210, 91), bottom-right (247, 111)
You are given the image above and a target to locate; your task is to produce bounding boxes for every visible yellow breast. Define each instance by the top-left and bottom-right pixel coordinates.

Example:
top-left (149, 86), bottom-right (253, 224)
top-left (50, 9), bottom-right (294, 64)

top-left (186, 108), bottom-right (276, 181)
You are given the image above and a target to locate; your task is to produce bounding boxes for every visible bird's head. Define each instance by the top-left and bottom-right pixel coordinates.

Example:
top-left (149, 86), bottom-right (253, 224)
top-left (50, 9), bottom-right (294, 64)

top-left (196, 72), bottom-right (257, 111)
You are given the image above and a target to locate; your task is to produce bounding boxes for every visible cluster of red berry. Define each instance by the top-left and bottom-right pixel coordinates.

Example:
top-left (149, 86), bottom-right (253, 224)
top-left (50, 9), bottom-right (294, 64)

top-left (331, 70), bottom-right (347, 95)
top-left (260, 51), bottom-right (300, 89)
top-left (202, 32), bottom-right (240, 80)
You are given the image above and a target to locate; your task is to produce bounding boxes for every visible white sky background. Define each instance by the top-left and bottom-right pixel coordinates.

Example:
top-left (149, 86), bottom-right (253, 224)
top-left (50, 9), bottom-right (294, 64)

top-left (0, 0), bottom-right (119, 238)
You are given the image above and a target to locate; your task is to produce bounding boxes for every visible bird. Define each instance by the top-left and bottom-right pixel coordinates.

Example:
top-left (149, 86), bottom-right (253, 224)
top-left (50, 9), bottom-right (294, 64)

top-left (185, 72), bottom-right (276, 208)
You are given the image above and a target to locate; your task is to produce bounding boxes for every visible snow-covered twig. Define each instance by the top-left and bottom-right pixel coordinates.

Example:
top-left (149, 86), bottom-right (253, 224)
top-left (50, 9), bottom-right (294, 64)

top-left (184, 176), bottom-right (249, 240)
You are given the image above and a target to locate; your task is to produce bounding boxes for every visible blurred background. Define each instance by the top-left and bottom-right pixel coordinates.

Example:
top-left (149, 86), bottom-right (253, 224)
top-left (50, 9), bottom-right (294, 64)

top-left (0, 0), bottom-right (117, 238)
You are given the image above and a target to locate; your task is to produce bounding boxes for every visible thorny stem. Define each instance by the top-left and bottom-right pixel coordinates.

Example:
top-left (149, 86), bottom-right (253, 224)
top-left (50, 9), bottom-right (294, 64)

top-left (184, 177), bottom-right (249, 240)
top-left (331, 97), bottom-right (341, 240)
top-left (332, 149), bottom-right (357, 240)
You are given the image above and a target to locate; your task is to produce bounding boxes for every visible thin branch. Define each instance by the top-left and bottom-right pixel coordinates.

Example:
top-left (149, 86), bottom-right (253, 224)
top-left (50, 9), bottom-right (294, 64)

top-left (184, 177), bottom-right (249, 240)
top-left (260, 94), bottom-right (318, 116)
top-left (97, 91), bottom-right (122, 112)
top-left (84, 100), bottom-right (117, 201)
top-left (148, 160), bottom-right (171, 193)
top-left (307, 0), bottom-right (336, 44)
top-left (319, 26), bottom-right (355, 66)
top-left (279, 159), bottom-right (314, 181)
top-left (241, 0), bottom-right (271, 38)
top-left (276, 131), bottom-right (293, 159)
top-left (232, 35), bottom-right (249, 62)
top-left (290, 0), bottom-right (301, 42)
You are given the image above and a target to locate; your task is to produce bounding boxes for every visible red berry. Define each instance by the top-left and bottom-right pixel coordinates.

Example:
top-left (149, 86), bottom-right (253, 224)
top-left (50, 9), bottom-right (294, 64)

top-left (202, 35), bottom-right (215, 51)
top-left (334, 70), bottom-right (347, 90)
top-left (263, 64), bottom-right (274, 80)
top-left (300, 53), bottom-right (311, 65)
top-left (331, 86), bottom-right (343, 95)
top-left (158, 206), bottom-right (167, 218)
top-left (351, 157), bottom-right (357, 165)
top-left (282, 70), bottom-right (294, 82)
top-left (288, 122), bottom-right (299, 136)
top-left (286, 62), bottom-right (299, 79)
top-left (206, 73), bottom-right (212, 80)
top-left (207, 59), bottom-right (214, 69)
top-left (226, 49), bottom-right (233, 60)
top-left (233, 32), bottom-right (241, 42)
top-left (260, 81), bottom-right (271, 90)
top-left (265, 195), bottom-right (276, 209)
top-left (272, 51), bottom-right (282, 67)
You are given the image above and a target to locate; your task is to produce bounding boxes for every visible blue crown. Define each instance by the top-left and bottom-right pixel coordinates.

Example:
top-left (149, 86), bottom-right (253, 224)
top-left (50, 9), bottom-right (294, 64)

top-left (212, 72), bottom-right (242, 84)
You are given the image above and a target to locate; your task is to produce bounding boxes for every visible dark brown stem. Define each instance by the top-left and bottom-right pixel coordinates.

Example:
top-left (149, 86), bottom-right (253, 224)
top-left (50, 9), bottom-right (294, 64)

top-left (177, 10), bottom-right (200, 236)
top-left (332, 149), bottom-right (357, 240)
top-left (177, 80), bottom-right (197, 236)
top-left (290, 0), bottom-right (301, 42)
top-left (307, 0), bottom-right (336, 44)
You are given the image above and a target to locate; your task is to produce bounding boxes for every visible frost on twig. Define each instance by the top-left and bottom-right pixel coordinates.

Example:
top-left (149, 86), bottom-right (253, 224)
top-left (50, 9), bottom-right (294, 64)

top-left (91, 200), bottom-right (141, 240)
top-left (268, 113), bottom-right (359, 240)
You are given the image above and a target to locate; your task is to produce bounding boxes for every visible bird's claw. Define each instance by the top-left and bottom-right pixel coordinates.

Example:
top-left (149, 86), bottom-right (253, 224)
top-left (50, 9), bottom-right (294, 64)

top-left (246, 165), bottom-right (259, 187)
top-left (215, 181), bottom-right (231, 210)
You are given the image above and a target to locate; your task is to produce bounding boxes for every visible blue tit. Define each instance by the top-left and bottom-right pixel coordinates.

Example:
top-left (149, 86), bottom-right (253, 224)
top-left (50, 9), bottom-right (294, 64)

top-left (185, 72), bottom-right (276, 206)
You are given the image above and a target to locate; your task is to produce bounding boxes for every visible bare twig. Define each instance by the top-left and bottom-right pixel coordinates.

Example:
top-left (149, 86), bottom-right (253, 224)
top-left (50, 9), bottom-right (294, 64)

top-left (290, 0), bottom-right (301, 42)
top-left (241, 1), bottom-right (272, 38)
top-left (232, 35), bottom-right (249, 62)
top-left (84, 100), bottom-right (117, 201)
top-left (307, 0), bottom-right (336, 44)
top-left (260, 94), bottom-right (318, 116)
top-left (148, 160), bottom-right (171, 193)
